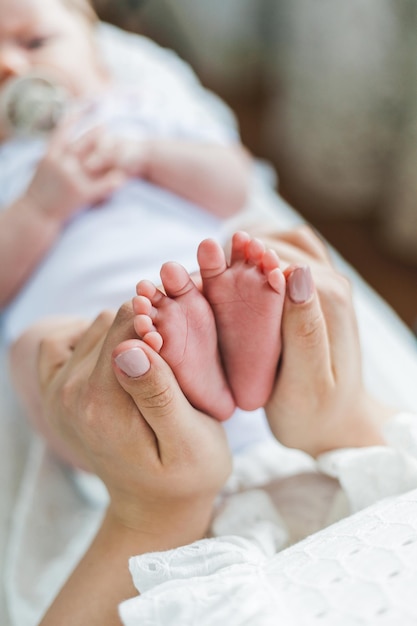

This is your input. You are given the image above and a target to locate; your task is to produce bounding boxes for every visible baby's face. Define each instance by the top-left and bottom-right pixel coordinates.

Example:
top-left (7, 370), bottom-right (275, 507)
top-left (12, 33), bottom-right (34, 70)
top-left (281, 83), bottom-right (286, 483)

top-left (0, 0), bottom-right (109, 100)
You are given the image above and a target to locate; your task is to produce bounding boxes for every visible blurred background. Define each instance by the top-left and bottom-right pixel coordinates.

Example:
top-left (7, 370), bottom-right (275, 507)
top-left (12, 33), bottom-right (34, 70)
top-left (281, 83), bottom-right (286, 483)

top-left (93, 0), bottom-right (417, 331)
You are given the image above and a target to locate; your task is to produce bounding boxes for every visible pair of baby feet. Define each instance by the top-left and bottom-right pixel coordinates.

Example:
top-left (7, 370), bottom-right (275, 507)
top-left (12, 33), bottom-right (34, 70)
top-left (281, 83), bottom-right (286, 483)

top-left (132, 231), bottom-right (286, 420)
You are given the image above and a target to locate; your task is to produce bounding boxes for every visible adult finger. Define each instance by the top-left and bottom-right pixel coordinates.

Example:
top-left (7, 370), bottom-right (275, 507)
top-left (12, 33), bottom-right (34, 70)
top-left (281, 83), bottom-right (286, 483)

top-left (35, 316), bottom-right (92, 390)
top-left (265, 264), bottom-right (333, 455)
top-left (66, 310), bottom-right (115, 363)
top-left (277, 225), bottom-right (331, 264)
top-left (279, 265), bottom-right (332, 389)
top-left (251, 225), bottom-right (332, 270)
top-left (40, 310), bottom-right (117, 407)
top-left (314, 269), bottom-right (361, 383)
top-left (10, 317), bottom-right (89, 426)
top-left (112, 339), bottom-right (218, 465)
top-left (87, 304), bottom-right (136, 394)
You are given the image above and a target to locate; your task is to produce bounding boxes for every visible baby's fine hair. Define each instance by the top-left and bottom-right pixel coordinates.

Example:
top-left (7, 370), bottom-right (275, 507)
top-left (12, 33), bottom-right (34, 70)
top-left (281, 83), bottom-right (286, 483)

top-left (62, 0), bottom-right (97, 22)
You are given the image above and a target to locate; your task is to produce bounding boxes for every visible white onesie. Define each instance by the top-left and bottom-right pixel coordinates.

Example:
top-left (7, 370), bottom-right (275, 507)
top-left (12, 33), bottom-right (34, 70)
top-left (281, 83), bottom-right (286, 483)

top-left (0, 83), bottom-right (236, 343)
top-left (0, 82), bottom-right (272, 453)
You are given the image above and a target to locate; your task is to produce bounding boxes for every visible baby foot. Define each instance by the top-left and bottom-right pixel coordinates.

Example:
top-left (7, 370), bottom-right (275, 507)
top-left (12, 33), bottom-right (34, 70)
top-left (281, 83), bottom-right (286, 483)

top-left (133, 262), bottom-right (235, 421)
top-left (197, 231), bottom-right (286, 411)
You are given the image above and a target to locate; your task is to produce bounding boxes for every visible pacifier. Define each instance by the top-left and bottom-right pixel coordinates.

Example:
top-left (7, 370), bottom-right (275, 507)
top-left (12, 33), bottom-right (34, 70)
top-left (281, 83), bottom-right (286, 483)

top-left (0, 71), bottom-right (70, 137)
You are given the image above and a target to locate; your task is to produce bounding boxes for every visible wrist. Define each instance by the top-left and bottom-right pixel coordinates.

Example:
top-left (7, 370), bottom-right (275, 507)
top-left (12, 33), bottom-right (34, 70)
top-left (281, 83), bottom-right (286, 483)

top-left (106, 493), bottom-right (215, 553)
top-left (23, 188), bottom-right (66, 231)
top-left (310, 391), bottom-right (391, 458)
top-left (119, 140), bottom-right (152, 178)
top-left (352, 392), bottom-right (396, 442)
top-left (10, 194), bottom-right (62, 244)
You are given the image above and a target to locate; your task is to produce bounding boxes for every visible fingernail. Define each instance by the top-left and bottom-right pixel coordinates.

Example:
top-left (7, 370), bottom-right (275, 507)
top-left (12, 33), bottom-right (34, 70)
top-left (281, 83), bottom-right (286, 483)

top-left (288, 266), bottom-right (313, 303)
top-left (115, 348), bottom-right (150, 377)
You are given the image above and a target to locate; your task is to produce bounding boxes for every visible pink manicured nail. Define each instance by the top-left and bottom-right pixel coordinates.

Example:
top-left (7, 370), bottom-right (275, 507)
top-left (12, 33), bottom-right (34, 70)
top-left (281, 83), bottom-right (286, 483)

top-left (288, 266), bottom-right (313, 303)
top-left (115, 348), bottom-right (150, 377)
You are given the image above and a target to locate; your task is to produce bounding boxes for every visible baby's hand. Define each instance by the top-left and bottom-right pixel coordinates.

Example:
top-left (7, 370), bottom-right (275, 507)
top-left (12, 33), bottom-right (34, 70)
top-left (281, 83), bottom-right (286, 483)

top-left (83, 136), bottom-right (150, 178)
top-left (25, 122), bottom-right (127, 227)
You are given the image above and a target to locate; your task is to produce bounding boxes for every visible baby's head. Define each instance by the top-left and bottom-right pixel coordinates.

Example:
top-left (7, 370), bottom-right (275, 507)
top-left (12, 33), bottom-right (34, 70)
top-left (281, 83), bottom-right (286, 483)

top-left (62, 0), bottom-right (97, 23)
top-left (0, 0), bottom-right (110, 101)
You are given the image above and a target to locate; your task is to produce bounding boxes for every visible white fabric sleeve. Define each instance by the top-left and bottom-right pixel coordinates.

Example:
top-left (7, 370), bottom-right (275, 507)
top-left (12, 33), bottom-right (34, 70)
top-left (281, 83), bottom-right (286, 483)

top-left (118, 412), bottom-right (417, 626)
top-left (317, 412), bottom-right (417, 513)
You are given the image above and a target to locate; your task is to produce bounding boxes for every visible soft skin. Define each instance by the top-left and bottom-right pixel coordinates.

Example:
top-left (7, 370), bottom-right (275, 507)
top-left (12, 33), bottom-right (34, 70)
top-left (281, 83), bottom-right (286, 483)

top-left (30, 303), bottom-right (232, 626)
top-left (8, 227), bottom-right (396, 624)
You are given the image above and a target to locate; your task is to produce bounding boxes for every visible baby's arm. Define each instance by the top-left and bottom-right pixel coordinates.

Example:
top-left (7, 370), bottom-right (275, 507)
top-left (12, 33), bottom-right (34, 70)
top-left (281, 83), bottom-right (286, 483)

top-left (140, 140), bottom-right (252, 217)
top-left (0, 125), bottom-right (125, 308)
top-left (0, 195), bottom-right (63, 308)
top-left (86, 138), bottom-right (252, 218)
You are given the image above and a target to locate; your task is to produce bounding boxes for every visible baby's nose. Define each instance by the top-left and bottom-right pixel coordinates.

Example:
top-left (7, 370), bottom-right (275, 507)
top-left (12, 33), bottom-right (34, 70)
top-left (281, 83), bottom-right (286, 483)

top-left (0, 45), bottom-right (30, 83)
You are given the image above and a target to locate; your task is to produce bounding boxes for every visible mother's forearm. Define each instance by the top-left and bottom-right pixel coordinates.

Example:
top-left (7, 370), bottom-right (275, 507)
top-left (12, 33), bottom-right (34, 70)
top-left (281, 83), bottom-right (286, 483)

top-left (39, 499), bottom-right (214, 626)
top-left (39, 510), bottom-right (145, 626)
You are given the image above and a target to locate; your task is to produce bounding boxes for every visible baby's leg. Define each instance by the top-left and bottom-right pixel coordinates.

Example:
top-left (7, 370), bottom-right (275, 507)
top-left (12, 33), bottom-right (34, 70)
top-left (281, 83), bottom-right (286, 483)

top-left (133, 262), bottom-right (235, 421)
top-left (197, 231), bottom-right (286, 410)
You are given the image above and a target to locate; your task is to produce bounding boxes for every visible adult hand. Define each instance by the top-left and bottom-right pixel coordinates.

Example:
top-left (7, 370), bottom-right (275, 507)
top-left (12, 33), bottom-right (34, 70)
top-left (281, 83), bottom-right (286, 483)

top-left (247, 223), bottom-right (333, 272)
top-left (37, 303), bottom-right (232, 537)
top-left (14, 303), bottom-right (232, 626)
top-left (263, 228), bottom-right (392, 457)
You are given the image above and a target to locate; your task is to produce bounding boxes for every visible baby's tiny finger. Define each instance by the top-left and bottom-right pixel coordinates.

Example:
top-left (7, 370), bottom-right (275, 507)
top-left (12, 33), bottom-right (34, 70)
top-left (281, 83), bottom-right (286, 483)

top-left (47, 109), bottom-right (88, 153)
top-left (71, 125), bottom-right (104, 156)
top-left (89, 170), bottom-right (127, 203)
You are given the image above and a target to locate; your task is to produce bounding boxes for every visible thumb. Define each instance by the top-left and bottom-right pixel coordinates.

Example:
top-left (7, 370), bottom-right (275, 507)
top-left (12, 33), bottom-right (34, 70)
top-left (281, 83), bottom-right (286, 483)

top-left (112, 339), bottom-right (202, 456)
top-left (280, 265), bottom-right (331, 379)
